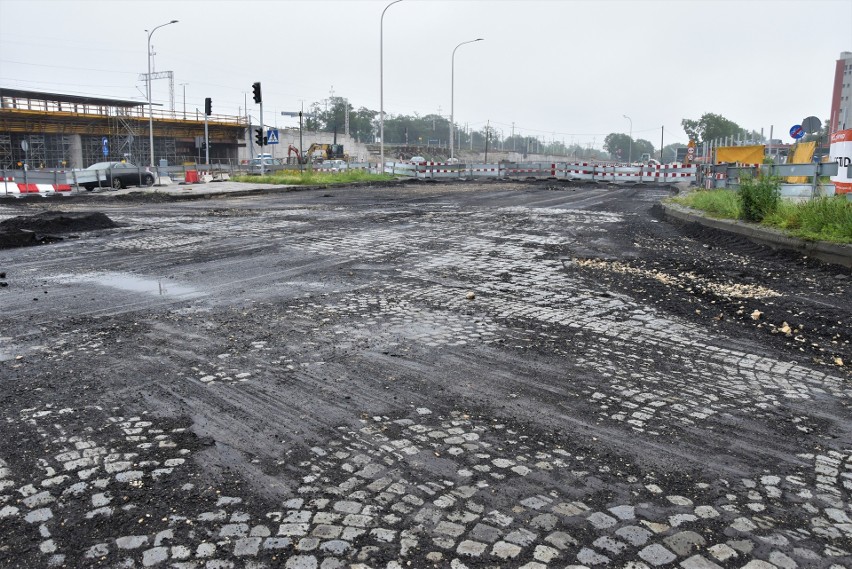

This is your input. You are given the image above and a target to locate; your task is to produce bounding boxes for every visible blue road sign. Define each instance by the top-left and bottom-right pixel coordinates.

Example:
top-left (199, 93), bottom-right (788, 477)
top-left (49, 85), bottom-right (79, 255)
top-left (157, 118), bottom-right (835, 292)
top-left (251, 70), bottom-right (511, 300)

top-left (789, 125), bottom-right (805, 140)
top-left (102, 137), bottom-right (109, 156)
top-left (266, 128), bottom-right (279, 145)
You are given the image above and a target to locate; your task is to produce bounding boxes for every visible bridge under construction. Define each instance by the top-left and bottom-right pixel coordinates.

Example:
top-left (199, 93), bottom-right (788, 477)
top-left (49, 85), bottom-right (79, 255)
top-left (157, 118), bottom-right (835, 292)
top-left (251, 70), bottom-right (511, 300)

top-left (0, 88), bottom-right (245, 169)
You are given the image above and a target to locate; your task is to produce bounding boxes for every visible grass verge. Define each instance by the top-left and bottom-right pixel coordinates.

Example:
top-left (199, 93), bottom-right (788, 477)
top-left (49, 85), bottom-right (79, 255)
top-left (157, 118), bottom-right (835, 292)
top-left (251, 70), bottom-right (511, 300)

top-left (671, 189), bottom-right (741, 219)
top-left (670, 189), bottom-right (852, 244)
top-left (232, 170), bottom-right (393, 185)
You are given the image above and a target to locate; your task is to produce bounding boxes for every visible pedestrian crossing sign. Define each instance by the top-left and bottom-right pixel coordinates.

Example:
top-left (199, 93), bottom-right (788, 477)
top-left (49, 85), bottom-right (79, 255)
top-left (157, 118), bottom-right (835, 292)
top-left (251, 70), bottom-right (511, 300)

top-left (266, 129), bottom-right (279, 145)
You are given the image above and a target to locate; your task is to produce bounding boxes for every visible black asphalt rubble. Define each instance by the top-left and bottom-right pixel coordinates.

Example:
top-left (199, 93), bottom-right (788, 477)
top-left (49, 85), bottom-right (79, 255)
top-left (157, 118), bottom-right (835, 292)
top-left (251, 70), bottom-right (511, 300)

top-left (0, 181), bottom-right (850, 569)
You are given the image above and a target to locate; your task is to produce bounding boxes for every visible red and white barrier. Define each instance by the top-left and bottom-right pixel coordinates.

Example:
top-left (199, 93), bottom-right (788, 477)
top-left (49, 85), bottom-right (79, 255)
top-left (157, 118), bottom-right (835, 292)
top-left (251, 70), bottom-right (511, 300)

top-left (387, 161), bottom-right (696, 184)
top-left (1, 180), bottom-right (65, 197)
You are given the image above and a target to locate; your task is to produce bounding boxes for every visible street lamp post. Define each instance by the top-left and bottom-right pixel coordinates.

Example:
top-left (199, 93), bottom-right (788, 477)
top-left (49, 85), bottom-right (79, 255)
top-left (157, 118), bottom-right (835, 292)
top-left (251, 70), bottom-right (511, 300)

top-left (146, 19), bottom-right (178, 169)
top-left (450, 38), bottom-right (484, 161)
top-left (380, 0), bottom-right (404, 173)
top-left (622, 114), bottom-right (632, 164)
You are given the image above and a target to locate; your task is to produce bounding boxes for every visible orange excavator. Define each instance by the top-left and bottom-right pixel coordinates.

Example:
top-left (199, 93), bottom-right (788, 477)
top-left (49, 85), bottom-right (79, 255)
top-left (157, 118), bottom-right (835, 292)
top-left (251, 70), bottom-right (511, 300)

top-left (287, 144), bottom-right (302, 164)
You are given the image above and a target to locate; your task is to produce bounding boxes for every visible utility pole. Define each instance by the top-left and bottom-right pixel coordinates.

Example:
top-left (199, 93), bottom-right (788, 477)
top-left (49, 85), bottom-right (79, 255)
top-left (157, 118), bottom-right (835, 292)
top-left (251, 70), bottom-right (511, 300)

top-left (511, 122), bottom-right (515, 152)
top-left (180, 83), bottom-right (187, 120)
top-left (660, 125), bottom-right (664, 162)
top-left (484, 120), bottom-right (490, 163)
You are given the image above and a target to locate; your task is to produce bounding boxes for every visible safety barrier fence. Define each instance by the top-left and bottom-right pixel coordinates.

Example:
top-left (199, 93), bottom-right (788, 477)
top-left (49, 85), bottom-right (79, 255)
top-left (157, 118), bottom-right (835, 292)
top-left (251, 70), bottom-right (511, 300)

top-left (384, 161), bottom-right (698, 184)
top-left (699, 162), bottom-right (852, 200)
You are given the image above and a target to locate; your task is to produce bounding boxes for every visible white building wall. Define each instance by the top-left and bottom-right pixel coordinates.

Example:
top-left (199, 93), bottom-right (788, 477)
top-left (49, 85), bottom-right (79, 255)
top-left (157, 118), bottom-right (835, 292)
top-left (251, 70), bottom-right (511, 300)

top-left (240, 128), bottom-right (371, 162)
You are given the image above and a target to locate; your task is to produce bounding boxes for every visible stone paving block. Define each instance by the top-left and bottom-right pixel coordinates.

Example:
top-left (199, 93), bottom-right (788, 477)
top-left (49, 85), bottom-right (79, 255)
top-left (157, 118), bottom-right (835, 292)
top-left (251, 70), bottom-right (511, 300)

top-left (504, 528), bottom-right (537, 547)
top-left (297, 537), bottom-right (320, 552)
top-left (285, 555), bottom-right (318, 569)
top-left (530, 513), bottom-right (558, 531)
top-left (456, 540), bottom-right (487, 557)
top-left (24, 508), bottom-right (53, 523)
top-left (195, 542), bottom-right (216, 558)
top-left (593, 535), bottom-right (626, 555)
top-left (278, 523), bottom-right (310, 536)
top-left (342, 514), bottom-right (372, 527)
top-left (333, 501), bottom-right (362, 514)
top-left (142, 546), bottom-right (169, 566)
top-left (533, 544), bottom-right (560, 562)
top-left (587, 511), bottom-right (618, 529)
top-left (768, 551), bottom-right (798, 569)
top-left (545, 530), bottom-right (577, 549)
top-left (609, 504), bottom-right (636, 520)
top-left (491, 540), bottom-right (522, 559)
top-left (469, 523), bottom-right (502, 543)
top-left (116, 535), bottom-right (149, 549)
top-left (220, 523), bottom-right (249, 538)
top-left (680, 555), bottom-right (723, 569)
top-left (577, 546), bottom-right (610, 566)
top-left (262, 537), bottom-right (291, 550)
top-left (616, 525), bottom-right (652, 546)
top-left (312, 524), bottom-right (342, 539)
top-left (370, 528), bottom-right (396, 542)
top-left (319, 540), bottom-right (351, 556)
top-left (435, 520), bottom-right (466, 537)
top-left (639, 544), bottom-right (677, 566)
top-left (170, 545), bottom-right (191, 559)
top-left (664, 531), bottom-right (706, 556)
top-left (233, 537), bottom-right (262, 556)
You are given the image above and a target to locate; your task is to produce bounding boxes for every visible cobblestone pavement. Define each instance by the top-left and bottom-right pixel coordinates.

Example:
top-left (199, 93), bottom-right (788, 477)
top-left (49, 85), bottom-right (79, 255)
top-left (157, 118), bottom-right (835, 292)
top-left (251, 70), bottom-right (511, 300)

top-left (0, 182), bottom-right (849, 568)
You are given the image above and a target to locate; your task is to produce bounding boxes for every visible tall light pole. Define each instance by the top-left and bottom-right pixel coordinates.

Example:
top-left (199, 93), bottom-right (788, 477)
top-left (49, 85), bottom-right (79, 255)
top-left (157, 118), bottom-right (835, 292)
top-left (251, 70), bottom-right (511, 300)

top-left (146, 19), bottom-right (178, 168)
top-left (450, 38), bottom-right (484, 161)
top-left (380, 0), bottom-right (403, 173)
top-left (622, 114), bottom-right (632, 164)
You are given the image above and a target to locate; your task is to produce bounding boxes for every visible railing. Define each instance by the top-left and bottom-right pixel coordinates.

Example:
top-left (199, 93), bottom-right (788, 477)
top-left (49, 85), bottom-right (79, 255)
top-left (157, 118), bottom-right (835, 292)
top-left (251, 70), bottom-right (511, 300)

top-left (699, 162), bottom-right (852, 200)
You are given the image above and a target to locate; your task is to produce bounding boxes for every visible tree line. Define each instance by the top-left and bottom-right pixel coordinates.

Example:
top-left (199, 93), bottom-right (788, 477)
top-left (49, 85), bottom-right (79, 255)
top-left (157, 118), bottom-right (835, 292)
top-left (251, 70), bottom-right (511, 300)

top-left (301, 97), bottom-right (811, 161)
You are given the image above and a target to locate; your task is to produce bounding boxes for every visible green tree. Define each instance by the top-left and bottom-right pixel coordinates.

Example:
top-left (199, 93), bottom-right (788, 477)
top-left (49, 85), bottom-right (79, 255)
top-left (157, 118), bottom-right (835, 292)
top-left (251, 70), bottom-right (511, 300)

top-left (634, 139), bottom-right (655, 159)
top-left (603, 133), bottom-right (632, 161)
top-left (681, 113), bottom-right (742, 144)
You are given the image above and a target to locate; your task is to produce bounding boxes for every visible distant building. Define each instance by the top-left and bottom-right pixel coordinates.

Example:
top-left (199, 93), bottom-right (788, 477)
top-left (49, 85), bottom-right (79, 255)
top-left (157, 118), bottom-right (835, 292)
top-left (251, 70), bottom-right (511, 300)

top-left (830, 51), bottom-right (852, 133)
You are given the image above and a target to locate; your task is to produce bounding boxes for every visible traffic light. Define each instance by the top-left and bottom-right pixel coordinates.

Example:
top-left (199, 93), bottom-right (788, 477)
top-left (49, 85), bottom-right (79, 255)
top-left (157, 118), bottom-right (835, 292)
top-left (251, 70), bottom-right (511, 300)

top-left (204, 97), bottom-right (212, 116)
top-left (252, 82), bottom-right (262, 104)
top-left (255, 128), bottom-right (265, 147)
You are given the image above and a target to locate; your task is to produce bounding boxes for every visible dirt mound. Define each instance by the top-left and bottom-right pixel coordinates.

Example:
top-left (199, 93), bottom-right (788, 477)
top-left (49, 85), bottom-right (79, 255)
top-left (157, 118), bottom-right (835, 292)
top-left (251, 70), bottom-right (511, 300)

top-left (0, 211), bottom-right (117, 249)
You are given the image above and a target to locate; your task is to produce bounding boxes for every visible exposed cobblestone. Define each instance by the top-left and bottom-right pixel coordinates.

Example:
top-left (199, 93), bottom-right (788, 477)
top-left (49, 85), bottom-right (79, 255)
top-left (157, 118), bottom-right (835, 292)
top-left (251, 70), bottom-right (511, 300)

top-left (1, 187), bottom-right (850, 568)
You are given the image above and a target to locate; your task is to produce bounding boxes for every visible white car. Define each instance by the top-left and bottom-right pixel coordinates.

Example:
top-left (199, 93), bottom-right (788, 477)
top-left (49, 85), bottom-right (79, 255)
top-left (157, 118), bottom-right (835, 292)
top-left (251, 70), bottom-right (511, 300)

top-left (409, 156), bottom-right (426, 164)
top-left (249, 155), bottom-right (282, 174)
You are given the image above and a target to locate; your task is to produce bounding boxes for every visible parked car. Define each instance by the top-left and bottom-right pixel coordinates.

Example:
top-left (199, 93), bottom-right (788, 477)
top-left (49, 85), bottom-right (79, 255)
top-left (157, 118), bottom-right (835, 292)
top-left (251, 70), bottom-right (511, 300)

top-left (76, 162), bottom-right (155, 190)
top-left (409, 156), bottom-right (426, 164)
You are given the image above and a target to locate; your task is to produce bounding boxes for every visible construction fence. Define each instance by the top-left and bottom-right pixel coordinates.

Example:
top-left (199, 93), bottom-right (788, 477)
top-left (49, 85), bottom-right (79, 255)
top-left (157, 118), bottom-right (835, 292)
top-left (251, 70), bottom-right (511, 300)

top-left (698, 161), bottom-right (852, 200)
top-left (383, 161), bottom-right (697, 183)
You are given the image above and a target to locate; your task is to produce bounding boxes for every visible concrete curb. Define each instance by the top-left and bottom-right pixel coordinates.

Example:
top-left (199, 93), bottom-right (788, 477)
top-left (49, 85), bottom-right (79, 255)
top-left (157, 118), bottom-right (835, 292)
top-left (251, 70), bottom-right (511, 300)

top-left (661, 202), bottom-right (852, 269)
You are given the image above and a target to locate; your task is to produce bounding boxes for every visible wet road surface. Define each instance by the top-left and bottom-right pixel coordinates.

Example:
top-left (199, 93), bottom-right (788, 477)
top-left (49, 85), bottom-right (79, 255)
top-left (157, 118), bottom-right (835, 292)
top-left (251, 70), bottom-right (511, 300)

top-left (0, 182), bottom-right (850, 568)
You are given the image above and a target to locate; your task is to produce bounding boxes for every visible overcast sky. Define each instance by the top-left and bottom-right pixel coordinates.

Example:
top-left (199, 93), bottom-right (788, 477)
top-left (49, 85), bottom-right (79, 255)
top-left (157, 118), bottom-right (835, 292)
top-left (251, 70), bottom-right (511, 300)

top-left (1, 0), bottom-right (850, 148)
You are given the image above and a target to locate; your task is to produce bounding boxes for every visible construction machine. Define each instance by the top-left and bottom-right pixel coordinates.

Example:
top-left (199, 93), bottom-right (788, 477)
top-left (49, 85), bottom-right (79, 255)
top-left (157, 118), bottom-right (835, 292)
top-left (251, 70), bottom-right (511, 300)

top-left (289, 143), bottom-right (348, 164)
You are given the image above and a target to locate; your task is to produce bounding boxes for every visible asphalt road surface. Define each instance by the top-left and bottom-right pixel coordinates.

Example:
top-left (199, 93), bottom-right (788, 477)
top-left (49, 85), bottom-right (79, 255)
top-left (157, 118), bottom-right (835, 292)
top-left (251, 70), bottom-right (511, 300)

top-left (0, 182), bottom-right (850, 569)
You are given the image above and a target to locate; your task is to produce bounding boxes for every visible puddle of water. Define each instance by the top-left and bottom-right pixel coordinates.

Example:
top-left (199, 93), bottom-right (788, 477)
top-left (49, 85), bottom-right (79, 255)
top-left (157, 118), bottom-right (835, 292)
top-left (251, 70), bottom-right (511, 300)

top-left (65, 272), bottom-right (202, 298)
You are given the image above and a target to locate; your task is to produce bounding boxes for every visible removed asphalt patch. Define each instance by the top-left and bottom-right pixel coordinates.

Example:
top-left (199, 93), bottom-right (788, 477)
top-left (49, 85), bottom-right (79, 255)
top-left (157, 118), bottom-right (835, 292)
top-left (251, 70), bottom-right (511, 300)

top-left (0, 211), bottom-right (117, 249)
